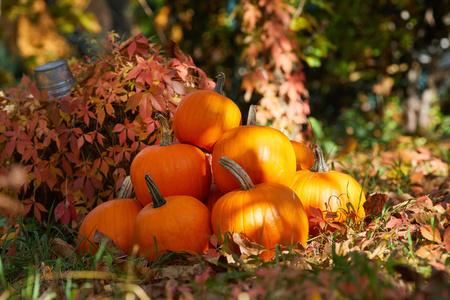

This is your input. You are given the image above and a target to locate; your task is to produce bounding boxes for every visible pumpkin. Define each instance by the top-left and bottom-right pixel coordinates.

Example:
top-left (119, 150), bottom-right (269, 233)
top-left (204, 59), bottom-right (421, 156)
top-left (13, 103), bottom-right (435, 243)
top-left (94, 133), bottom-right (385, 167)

top-left (211, 156), bottom-right (309, 261)
top-left (130, 114), bottom-right (212, 206)
top-left (172, 73), bottom-right (242, 152)
top-left (133, 173), bottom-right (212, 262)
top-left (290, 144), bottom-right (366, 223)
top-left (77, 178), bottom-right (143, 255)
top-left (211, 105), bottom-right (296, 194)
top-left (291, 140), bottom-right (315, 170)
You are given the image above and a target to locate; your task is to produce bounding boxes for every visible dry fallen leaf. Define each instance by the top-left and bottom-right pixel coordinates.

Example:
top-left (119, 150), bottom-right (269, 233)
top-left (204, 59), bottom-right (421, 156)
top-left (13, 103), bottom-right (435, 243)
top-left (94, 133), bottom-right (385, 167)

top-left (51, 238), bottom-right (75, 258)
top-left (364, 193), bottom-right (387, 216)
top-left (419, 225), bottom-right (442, 244)
top-left (92, 230), bottom-right (126, 258)
top-left (232, 233), bottom-right (266, 259)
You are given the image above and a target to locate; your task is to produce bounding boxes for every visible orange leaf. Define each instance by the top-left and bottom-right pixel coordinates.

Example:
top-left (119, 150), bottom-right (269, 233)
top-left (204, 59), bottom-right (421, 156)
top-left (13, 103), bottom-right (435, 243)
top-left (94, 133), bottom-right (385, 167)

top-left (443, 226), bottom-right (450, 243)
top-left (419, 225), bottom-right (442, 244)
top-left (416, 244), bottom-right (440, 260)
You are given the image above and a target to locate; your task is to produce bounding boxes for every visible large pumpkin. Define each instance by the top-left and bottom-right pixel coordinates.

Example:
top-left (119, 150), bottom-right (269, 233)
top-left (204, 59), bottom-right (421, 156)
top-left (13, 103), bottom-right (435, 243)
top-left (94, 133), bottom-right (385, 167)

top-left (133, 173), bottom-right (212, 262)
top-left (78, 181), bottom-right (143, 255)
top-left (130, 114), bottom-right (211, 206)
top-left (211, 157), bottom-right (309, 261)
top-left (211, 106), bottom-right (296, 194)
top-left (291, 140), bottom-right (315, 170)
top-left (290, 144), bottom-right (366, 223)
top-left (172, 73), bottom-right (242, 152)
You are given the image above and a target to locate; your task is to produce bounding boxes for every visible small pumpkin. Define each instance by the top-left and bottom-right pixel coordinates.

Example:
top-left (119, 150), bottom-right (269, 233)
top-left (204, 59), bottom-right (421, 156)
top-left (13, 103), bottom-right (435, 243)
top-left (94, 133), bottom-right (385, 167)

top-left (172, 73), bottom-right (242, 152)
top-left (290, 144), bottom-right (366, 223)
top-left (291, 140), bottom-right (315, 170)
top-left (130, 114), bottom-right (212, 206)
top-left (211, 105), bottom-right (296, 194)
top-left (77, 178), bottom-right (143, 255)
top-left (211, 156), bottom-right (309, 261)
top-left (133, 173), bottom-right (212, 262)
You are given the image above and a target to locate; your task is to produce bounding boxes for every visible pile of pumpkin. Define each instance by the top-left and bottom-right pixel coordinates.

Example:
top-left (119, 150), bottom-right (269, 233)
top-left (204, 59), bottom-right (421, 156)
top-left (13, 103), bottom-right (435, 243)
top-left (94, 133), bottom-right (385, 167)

top-left (77, 74), bottom-right (366, 262)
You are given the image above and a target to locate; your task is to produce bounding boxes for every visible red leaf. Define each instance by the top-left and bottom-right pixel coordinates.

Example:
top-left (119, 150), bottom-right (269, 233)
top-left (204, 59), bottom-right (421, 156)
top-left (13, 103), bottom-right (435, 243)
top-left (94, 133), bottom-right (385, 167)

top-left (385, 218), bottom-right (403, 229)
top-left (139, 94), bottom-right (153, 121)
top-left (54, 201), bottom-right (65, 221)
top-left (127, 129), bottom-right (136, 141)
top-left (34, 206), bottom-right (42, 222)
top-left (22, 203), bottom-right (32, 216)
top-left (34, 202), bottom-right (48, 212)
top-left (150, 94), bottom-right (166, 111)
top-left (310, 207), bottom-right (323, 219)
top-left (119, 130), bottom-right (126, 145)
top-left (77, 136), bottom-right (85, 149)
top-left (126, 92), bottom-right (144, 111)
top-left (170, 80), bottom-right (187, 95)
top-left (98, 108), bottom-right (106, 126)
top-left (21, 75), bottom-right (31, 86)
top-left (127, 41), bottom-right (137, 59)
top-left (85, 178), bottom-right (95, 200)
top-left (4, 140), bottom-right (16, 157)
top-left (125, 66), bottom-right (143, 80)
top-left (112, 124), bottom-right (126, 133)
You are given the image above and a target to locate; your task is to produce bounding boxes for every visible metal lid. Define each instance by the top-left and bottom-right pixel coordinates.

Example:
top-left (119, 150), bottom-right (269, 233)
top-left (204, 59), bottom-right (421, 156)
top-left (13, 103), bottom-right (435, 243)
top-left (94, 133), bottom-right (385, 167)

top-left (34, 60), bottom-right (68, 72)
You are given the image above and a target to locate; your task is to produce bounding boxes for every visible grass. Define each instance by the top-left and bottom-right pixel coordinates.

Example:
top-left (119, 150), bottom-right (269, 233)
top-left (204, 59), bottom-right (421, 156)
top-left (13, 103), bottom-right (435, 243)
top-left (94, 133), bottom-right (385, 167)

top-left (1, 138), bottom-right (449, 299)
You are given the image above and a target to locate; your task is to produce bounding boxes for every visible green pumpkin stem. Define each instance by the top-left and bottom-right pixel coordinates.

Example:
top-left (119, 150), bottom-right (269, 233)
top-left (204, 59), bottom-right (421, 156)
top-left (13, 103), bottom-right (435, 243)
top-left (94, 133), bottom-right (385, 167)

top-left (219, 156), bottom-right (255, 191)
top-left (145, 173), bottom-right (167, 208)
top-left (155, 113), bottom-right (172, 146)
top-left (247, 104), bottom-right (257, 125)
top-left (311, 145), bottom-right (330, 173)
top-left (213, 72), bottom-right (226, 95)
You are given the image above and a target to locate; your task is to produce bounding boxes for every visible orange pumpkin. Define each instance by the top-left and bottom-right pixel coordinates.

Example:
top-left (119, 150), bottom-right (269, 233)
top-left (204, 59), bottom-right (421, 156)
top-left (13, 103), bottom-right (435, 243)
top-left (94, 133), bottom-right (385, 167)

top-left (211, 118), bottom-right (296, 194)
top-left (172, 73), bottom-right (242, 152)
top-left (77, 197), bottom-right (143, 255)
top-left (291, 140), bottom-right (315, 170)
top-left (211, 157), bottom-right (309, 261)
top-left (290, 144), bottom-right (366, 223)
top-left (133, 173), bottom-right (212, 262)
top-left (130, 114), bottom-right (211, 206)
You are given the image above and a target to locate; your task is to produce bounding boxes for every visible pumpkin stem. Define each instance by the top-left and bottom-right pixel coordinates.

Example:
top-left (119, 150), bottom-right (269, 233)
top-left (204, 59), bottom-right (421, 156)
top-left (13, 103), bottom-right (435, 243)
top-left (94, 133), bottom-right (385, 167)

top-left (311, 144), bottom-right (330, 173)
top-left (145, 173), bottom-right (167, 208)
top-left (213, 72), bottom-right (226, 95)
top-left (219, 156), bottom-right (255, 191)
top-left (247, 104), bottom-right (257, 125)
top-left (117, 175), bottom-right (135, 199)
top-left (155, 113), bottom-right (172, 146)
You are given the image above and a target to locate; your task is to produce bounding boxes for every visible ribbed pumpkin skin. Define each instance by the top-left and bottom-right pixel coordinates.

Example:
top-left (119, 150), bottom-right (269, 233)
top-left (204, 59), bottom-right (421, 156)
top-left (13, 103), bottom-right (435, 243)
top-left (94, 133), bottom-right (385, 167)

top-left (78, 198), bottom-right (143, 255)
top-left (133, 195), bottom-right (212, 262)
top-left (130, 144), bottom-right (212, 206)
top-left (173, 90), bottom-right (242, 152)
top-left (291, 141), bottom-right (315, 170)
top-left (211, 182), bottom-right (309, 261)
top-left (290, 170), bottom-right (366, 222)
top-left (212, 125), bottom-right (296, 194)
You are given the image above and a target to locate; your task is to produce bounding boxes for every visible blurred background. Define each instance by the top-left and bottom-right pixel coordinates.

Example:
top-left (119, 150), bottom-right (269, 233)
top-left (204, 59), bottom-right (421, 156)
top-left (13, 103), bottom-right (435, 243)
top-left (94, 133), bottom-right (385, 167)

top-left (1, 0), bottom-right (449, 152)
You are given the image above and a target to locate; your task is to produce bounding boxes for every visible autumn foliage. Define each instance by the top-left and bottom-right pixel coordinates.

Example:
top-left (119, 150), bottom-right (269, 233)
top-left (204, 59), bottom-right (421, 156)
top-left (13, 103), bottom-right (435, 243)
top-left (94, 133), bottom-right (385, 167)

top-left (0, 32), bottom-right (213, 225)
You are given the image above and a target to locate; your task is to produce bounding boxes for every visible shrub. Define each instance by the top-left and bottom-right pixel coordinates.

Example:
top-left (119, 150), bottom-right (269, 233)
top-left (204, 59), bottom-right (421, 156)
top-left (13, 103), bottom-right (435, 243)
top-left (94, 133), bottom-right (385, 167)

top-left (0, 32), bottom-right (213, 225)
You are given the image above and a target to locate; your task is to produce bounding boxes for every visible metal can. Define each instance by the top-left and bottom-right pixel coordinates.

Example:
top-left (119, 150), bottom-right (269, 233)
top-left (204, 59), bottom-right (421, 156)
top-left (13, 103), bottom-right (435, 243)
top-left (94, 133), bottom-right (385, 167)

top-left (34, 60), bottom-right (76, 99)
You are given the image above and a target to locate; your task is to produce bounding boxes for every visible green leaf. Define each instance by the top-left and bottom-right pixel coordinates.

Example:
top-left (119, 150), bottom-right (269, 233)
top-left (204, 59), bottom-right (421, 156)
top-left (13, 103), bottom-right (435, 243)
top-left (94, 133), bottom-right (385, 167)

top-left (304, 56), bottom-right (322, 68)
